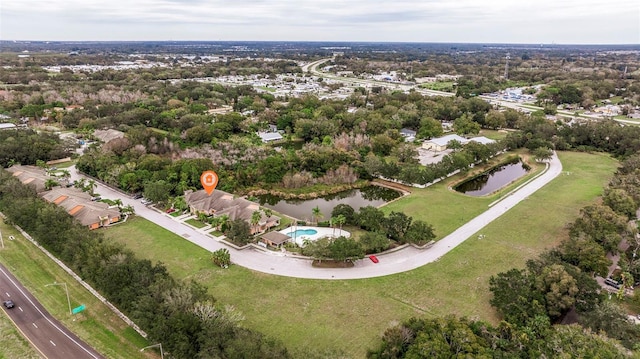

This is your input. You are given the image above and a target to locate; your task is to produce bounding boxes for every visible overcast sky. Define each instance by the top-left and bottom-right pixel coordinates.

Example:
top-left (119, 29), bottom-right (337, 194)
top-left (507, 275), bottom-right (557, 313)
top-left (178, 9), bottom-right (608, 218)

top-left (2, 0), bottom-right (639, 44)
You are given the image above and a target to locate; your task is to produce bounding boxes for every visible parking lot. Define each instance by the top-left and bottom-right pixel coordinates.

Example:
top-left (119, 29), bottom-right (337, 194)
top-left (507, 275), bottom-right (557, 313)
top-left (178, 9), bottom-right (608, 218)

top-left (417, 148), bottom-right (452, 166)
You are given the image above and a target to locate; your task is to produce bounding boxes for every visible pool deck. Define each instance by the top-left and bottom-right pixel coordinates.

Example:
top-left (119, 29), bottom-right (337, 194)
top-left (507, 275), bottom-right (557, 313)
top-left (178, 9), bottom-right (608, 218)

top-left (279, 226), bottom-right (351, 247)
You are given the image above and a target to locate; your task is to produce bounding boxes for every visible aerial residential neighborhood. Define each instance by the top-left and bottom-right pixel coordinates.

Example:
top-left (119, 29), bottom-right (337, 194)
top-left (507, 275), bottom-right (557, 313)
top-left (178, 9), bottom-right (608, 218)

top-left (1, 2), bottom-right (640, 358)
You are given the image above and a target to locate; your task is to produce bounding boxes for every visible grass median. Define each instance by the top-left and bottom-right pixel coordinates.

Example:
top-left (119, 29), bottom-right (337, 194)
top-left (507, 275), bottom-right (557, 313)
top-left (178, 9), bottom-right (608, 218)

top-left (0, 221), bottom-right (152, 359)
top-left (0, 309), bottom-right (40, 359)
top-left (103, 151), bottom-right (618, 358)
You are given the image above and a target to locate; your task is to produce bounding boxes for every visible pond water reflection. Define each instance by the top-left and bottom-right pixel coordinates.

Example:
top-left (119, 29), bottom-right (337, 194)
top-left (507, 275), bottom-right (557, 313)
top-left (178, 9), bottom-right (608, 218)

top-left (258, 186), bottom-right (401, 220)
top-left (454, 160), bottom-right (529, 197)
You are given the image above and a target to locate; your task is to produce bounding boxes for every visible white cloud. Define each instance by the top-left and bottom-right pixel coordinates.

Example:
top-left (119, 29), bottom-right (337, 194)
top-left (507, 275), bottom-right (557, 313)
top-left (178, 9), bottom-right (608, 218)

top-left (1, 0), bottom-right (638, 43)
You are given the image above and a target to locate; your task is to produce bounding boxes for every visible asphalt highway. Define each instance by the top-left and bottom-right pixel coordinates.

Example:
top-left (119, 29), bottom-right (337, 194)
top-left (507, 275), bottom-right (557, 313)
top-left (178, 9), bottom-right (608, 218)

top-left (0, 263), bottom-right (104, 359)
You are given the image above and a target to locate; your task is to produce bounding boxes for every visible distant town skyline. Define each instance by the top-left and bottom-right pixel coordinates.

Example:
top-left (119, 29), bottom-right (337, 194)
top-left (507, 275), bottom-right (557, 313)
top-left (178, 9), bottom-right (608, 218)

top-left (2, 0), bottom-right (639, 44)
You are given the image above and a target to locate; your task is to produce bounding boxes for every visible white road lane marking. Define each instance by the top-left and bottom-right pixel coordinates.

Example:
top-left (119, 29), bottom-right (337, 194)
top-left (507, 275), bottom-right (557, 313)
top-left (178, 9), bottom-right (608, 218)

top-left (32, 323), bottom-right (38, 328)
top-left (18, 307), bottom-right (23, 312)
top-left (50, 340), bottom-right (56, 346)
top-left (0, 267), bottom-right (101, 359)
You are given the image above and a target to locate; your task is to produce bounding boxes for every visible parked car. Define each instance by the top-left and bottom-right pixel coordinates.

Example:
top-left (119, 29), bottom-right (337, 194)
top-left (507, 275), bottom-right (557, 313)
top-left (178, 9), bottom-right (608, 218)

top-left (166, 208), bottom-right (176, 214)
top-left (3, 300), bottom-right (15, 309)
top-left (604, 278), bottom-right (621, 289)
top-left (90, 196), bottom-right (101, 201)
top-left (369, 255), bottom-right (379, 264)
top-left (141, 198), bottom-right (153, 205)
top-left (132, 193), bottom-right (143, 199)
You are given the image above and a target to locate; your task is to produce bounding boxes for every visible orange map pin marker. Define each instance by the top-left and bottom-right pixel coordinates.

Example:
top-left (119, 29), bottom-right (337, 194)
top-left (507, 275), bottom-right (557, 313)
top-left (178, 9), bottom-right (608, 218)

top-left (200, 170), bottom-right (219, 195)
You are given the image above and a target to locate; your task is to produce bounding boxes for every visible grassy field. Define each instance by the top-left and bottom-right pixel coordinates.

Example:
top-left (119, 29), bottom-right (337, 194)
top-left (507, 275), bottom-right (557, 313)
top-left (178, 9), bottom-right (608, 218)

top-left (0, 311), bottom-right (40, 359)
top-left (102, 151), bottom-right (618, 358)
top-left (419, 81), bottom-right (455, 92)
top-left (0, 221), bottom-right (154, 359)
top-left (384, 150), bottom-right (545, 239)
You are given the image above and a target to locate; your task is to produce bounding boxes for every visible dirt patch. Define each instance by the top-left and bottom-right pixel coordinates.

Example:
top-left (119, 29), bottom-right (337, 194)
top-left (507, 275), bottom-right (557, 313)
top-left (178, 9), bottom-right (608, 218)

top-left (371, 179), bottom-right (412, 194)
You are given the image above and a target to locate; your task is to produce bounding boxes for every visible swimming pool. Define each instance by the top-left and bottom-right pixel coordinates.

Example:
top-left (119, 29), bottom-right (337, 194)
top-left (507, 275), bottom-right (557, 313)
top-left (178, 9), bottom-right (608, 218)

top-left (279, 226), bottom-right (351, 247)
top-left (286, 229), bottom-right (318, 237)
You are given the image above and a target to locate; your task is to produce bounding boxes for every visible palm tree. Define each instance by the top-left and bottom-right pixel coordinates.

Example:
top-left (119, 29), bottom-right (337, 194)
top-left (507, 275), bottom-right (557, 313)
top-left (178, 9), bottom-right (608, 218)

top-left (335, 214), bottom-right (346, 236)
top-left (74, 178), bottom-right (86, 189)
top-left (251, 210), bottom-right (262, 235)
top-left (44, 179), bottom-right (58, 190)
top-left (209, 216), bottom-right (222, 229)
top-left (219, 214), bottom-right (230, 233)
top-left (173, 196), bottom-right (187, 212)
top-left (329, 217), bottom-right (336, 236)
top-left (263, 208), bottom-right (274, 229)
top-left (198, 212), bottom-right (209, 223)
top-left (59, 170), bottom-right (71, 185)
top-left (121, 205), bottom-right (135, 216)
top-left (113, 199), bottom-right (123, 209)
top-left (86, 179), bottom-right (97, 195)
top-left (311, 206), bottom-right (323, 225)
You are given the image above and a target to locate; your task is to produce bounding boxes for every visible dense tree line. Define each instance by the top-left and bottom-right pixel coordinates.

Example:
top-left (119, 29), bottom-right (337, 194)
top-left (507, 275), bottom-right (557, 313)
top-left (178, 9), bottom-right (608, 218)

top-left (0, 129), bottom-right (75, 168)
top-left (0, 172), bottom-right (289, 358)
top-left (368, 315), bottom-right (631, 358)
top-left (368, 117), bottom-right (640, 358)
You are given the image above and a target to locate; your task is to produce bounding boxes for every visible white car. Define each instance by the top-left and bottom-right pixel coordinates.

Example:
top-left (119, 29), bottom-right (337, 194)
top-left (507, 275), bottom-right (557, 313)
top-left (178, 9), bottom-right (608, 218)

top-left (141, 198), bottom-right (153, 205)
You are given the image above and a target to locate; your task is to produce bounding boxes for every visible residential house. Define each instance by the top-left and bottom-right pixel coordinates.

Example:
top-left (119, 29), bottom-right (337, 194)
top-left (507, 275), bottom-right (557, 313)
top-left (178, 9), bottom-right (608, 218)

top-left (468, 136), bottom-right (496, 146)
top-left (6, 165), bottom-right (49, 192)
top-left (0, 123), bottom-right (17, 130)
top-left (261, 231), bottom-right (291, 248)
top-left (399, 128), bottom-right (417, 142)
top-left (6, 166), bottom-right (120, 229)
top-left (41, 188), bottom-right (121, 229)
top-left (93, 129), bottom-right (125, 143)
top-left (422, 134), bottom-right (496, 152)
top-left (257, 131), bottom-right (283, 143)
top-left (184, 189), bottom-right (280, 234)
top-left (422, 134), bottom-right (468, 152)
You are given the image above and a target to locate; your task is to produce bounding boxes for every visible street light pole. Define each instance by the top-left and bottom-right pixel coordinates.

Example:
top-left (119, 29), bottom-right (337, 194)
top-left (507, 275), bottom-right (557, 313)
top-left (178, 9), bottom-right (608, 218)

top-left (45, 282), bottom-right (71, 315)
top-left (140, 343), bottom-right (164, 359)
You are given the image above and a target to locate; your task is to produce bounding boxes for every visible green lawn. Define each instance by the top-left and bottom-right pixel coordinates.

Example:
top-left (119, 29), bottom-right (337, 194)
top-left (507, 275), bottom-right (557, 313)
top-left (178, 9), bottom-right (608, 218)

top-left (384, 151), bottom-right (545, 239)
top-left (0, 222), bottom-right (151, 359)
top-left (102, 151), bottom-right (618, 358)
top-left (0, 308), bottom-right (40, 359)
top-left (185, 218), bottom-right (208, 228)
top-left (420, 81), bottom-right (455, 92)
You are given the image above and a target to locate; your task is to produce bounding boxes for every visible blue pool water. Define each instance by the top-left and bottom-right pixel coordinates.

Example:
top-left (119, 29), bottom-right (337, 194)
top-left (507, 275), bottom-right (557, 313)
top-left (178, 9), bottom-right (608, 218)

top-left (286, 229), bottom-right (318, 237)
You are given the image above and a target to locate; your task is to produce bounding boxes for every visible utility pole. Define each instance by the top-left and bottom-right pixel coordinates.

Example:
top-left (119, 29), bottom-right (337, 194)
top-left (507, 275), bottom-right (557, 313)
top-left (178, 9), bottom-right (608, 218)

top-left (140, 343), bottom-right (164, 359)
top-left (45, 282), bottom-right (71, 315)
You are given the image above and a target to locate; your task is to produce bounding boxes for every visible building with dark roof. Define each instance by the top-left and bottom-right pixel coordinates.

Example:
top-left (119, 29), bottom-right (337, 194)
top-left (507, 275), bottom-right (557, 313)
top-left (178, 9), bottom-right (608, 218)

top-left (184, 189), bottom-right (280, 234)
top-left (6, 165), bottom-right (121, 229)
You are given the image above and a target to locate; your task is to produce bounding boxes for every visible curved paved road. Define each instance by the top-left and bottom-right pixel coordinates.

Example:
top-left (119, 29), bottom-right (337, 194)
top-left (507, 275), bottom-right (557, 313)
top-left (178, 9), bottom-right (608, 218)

top-left (70, 152), bottom-right (561, 280)
top-left (0, 263), bottom-right (104, 359)
top-left (303, 57), bottom-right (454, 97)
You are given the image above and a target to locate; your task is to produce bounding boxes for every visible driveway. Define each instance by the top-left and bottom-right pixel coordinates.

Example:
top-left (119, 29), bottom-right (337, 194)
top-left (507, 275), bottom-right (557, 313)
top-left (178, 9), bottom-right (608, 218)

top-left (68, 153), bottom-right (562, 280)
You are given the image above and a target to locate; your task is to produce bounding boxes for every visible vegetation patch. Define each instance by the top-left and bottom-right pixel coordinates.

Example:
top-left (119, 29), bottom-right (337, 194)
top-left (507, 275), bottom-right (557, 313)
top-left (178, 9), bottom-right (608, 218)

top-left (0, 221), bottom-right (149, 359)
top-left (102, 151), bottom-right (617, 357)
top-left (184, 218), bottom-right (208, 228)
top-left (311, 259), bottom-right (355, 268)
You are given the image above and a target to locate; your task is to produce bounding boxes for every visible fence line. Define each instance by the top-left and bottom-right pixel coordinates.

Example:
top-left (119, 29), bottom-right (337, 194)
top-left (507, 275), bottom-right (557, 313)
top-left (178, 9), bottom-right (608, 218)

top-left (1, 212), bottom-right (148, 338)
